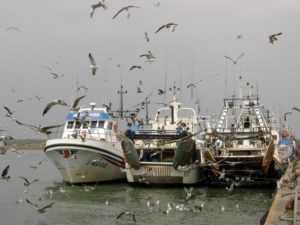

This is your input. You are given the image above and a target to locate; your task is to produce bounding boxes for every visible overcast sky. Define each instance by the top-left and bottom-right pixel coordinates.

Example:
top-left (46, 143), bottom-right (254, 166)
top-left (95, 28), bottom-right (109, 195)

top-left (1, 0), bottom-right (300, 139)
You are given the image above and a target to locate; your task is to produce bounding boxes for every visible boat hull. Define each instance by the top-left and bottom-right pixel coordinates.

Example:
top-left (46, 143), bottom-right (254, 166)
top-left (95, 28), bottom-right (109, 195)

top-left (44, 139), bottom-right (126, 183)
top-left (125, 162), bottom-right (200, 185)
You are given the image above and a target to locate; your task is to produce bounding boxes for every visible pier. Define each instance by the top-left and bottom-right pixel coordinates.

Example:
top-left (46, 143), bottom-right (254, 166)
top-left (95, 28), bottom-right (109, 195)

top-left (264, 157), bottom-right (300, 225)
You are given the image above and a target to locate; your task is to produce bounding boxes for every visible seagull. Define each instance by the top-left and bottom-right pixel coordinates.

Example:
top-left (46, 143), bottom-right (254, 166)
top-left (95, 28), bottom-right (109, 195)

top-left (17, 98), bottom-right (32, 103)
top-left (15, 120), bottom-right (64, 135)
top-left (129, 65), bottom-right (143, 71)
top-left (90, 0), bottom-right (107, 18)
top-left (225, 181), bottom-right (235, 192)
top-left (269, 32), bottom-right (282, 44)
top-left (144, 32), bottom-right (150, 42)
top-left (103, 102), bottom-right (112, 111)
top-left (29, 160), bottom-right (44, 169)
top-left (50, 72), bottom-right (64, 79)
top-left (184, 187), bottom-right (193, 200)
top-left (77, 85), bottom-right (88, 92)
top-left (43, 99), bottom-right (68, 116)
top-left (140, 51), bottom-right (156, 63)
top-left (25, 198), bottom-right (56, 213)
top-left (157, 89), bottom-right (165, 95)
top-left (116, 211), bottom-right (136, 223)
top-left (1, 165), bottom-right (10, 180)
top-left (224, 52), bottom-right (245, 65)
top-left (154, 2), bottom-right (160, 7)
top-left (187, 80), bottom-right (202, 88)
top-left (235, 34), bottom-right (243, 39)
top-left (112, 5), bottom-right (140, 19)
top-left (88, 53), bottom-right (98, 75)
top-left (6, 26), bottom-right (21, 32)
top-left (3, 106), bottom-right (15, 118)
top-left (19, 176), bottom-right (39, 186)
top-left (155, 23), bottom-right (178, 33)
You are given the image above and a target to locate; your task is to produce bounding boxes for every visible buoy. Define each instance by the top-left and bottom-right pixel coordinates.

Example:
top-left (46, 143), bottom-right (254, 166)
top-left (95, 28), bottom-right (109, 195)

top-left (121, 138), bottom-right (140, 169)
top-left (173, 138), bottom-right (195, 169)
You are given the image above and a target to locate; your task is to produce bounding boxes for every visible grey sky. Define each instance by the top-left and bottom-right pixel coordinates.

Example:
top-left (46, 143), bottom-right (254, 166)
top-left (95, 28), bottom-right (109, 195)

top-left (1, 0), bottom-right (300, 138)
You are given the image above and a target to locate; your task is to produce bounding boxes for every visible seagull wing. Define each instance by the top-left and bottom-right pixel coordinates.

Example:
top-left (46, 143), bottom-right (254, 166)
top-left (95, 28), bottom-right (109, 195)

top-left (113, 7), bottom-right (126, 19)
top-left (155, 24), bottom-right (166, 33)
top-left (3, 106), bottom-right (13, 115)
top-left (116, 211), bottom-right (126, 219)
top-left (43, 101), bottom-right (58, 116)
top-left (235, 52), bottom-right (245, 62)
top-left (25, 198), bottom-right (36, 207)
top-left (42, 124), bottom-right (65, 131)
top-left (72, 95), bottom-right (86, 109)
top-left (292, 107), bottom-right (300, 112)
top-left (88, 53), bottom-right (97, 66)
top-left (275, 32), bottom-right (282, 36)
top-left (38, 202), bottom-right (55, 212)
top-left (19, 176), bottom-right (29, 184)
top-left (224, 56), bottom-right (234, 62)
top-left (1, 165), bottom-right (9, 177)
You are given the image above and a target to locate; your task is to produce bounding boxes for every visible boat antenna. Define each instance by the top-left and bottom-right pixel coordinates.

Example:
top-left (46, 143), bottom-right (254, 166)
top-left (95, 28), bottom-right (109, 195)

top-left (164, 50), bottom-right (168, 105)
top-left (117, 84), bottom-right (127, 119)
top-left (145, 92), bottom-right (152, 125)
top-left (224, 56), bottom-right (228, 98)
top-left (179, 61), bottom-right (183, 102)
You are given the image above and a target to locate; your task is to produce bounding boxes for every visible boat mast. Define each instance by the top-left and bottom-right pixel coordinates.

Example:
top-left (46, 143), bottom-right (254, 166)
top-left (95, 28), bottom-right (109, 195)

top-left (117, 85), bottom-right (127, 118)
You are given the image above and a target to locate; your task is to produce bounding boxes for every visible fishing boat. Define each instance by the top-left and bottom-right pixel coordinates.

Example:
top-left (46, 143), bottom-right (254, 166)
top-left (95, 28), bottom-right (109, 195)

top-left (201, 83), bottom-right (277, 185)
top-left (268, 110), bottom-right (296, 170)
top-left (44, 103), bottom-right (126, 184)
top-left (122, 95), bottom-right (203, 185)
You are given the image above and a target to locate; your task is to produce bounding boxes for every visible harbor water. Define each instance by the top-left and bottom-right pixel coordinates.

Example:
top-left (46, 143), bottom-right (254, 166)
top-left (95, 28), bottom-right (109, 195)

top-left (0, 149), bottom-right (275, 225)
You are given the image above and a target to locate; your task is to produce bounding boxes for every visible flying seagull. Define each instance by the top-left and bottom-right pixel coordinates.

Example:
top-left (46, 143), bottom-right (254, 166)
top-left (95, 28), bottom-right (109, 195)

top-left (224, 53), bottom-right (245, 65)
top-left (112, 5), bottom-right (140, 19)
top-left (140, 50), bottom-right (156, 63)
top-left (15, 120), bottom-right (64, 135)
top-left (184, 186), bottom-right (193, 200)
top-left (116, 211), bottom-right (136, 223)
top-left (90, 0), bottom-right (107, 18)
top-left (144, 32), bottom-right (150, 42)
top-left (88, 53), bottom-right (98, 75)
top-left (43, 99), bottom-right (67, 116)
top-left (25, 198), bottom-right (56, 213)
top-left (50, 72), bottom-right (64, 79)
top-left (70, 95), bottom-right (86, 111)
top-left (155, 23), bottom-right (178, 33)
top-left (269, 32), bottom-right (282, 44)
top-left (1, 165), bottom-right (10, 180)
top-left (3, 106), bottom-right (15, 118)
top-left (129, 65), bottom-right (143, 71)
top-left (187, 80), bottom-right (202, 88)
top-left (6, 26), bottom-right (21, 32)
top-left (157, 89), bottom-right (165, 95)
top-left (77, 85), bottom-right (88, 92)
top-left (19, 176), bottom-right (39, 186)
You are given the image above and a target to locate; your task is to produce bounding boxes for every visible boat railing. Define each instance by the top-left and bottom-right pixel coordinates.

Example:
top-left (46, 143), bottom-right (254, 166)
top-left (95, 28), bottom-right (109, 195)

top-left (47, 128), bottom-right (119, 143)
top-left (125, 129), bottom-right (182, 140)
top-left (213, 127), bottom-right (270, 134)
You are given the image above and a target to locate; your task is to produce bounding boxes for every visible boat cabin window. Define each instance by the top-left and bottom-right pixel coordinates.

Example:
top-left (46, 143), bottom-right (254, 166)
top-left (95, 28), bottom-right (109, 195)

top-left (107, 122), bottom-right (113, 130)
top-left (67, 121), bottom-right (74, 129)
top-left (98, 121), bottom-right (105, 128)
top-left (75, 121), bottom-right (81, 129)
top-left (91, 121), bottom-right (97, 128)
top-left (82, 121), bottom-right (89, 128)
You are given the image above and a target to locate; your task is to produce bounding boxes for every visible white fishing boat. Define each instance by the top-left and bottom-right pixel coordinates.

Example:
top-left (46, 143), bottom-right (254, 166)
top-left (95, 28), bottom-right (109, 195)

top-left (201, 82), bottom-right (277, 184)
top-left (122, 95), bottom-right (203, 185)
top-left (44, 103), bottom-right (126, 184)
